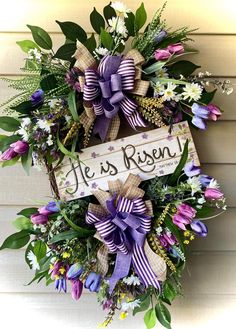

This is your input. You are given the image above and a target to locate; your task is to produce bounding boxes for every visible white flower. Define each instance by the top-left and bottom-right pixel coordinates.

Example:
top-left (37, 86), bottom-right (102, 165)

top-left (46, 135), bottom-right (54, 146)
top-left (208, 179), bottom-right (220, 189)
top-left (37, 119), bottom-right (53, 133)
top-left (108, 17), bottom-right (128, 37)
top-left (187, 176), bottom-right (202, 196)
top-left (95, 46), bottom-right (109, 56)
top-left (48, 99), bottom-right (60, 108)
top-left (163, 82), bottom-right (177, 101)
top-left (21, 117), bottom-right (31, 128)
top-left (123, 274), bottom-right (141, 286)
top-left (156, 226), bottom-right (163, 235)
top-left (156, 68), bottom-right (169, 79)
top-left (27, 250), bottom-right (40, 270)
top-left (153, 82), bottom-right (165, 96)
top-left (17, 127), bottom-right (29, 141)
top-left (226, 87), bottom-right (233, 95)
top-left (121, 299), bottom-right (141, 311)
top-left (65, 115), bottom-right (72, 123)
top-left (32, 152), bottom-right (42, 171)
top-left (28, 48), bottom-right (42, 62)
top-left (198, 197), bottom-right (206, 204)
top-left (111, 1), bottom-right (131, 18)
top-left (182, 83), bottom-right (203, 101)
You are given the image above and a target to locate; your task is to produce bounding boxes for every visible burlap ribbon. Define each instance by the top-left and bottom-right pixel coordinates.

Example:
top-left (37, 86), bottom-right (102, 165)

top-left (85, 174), bottom-right (167, 293)
top-left (73, 42), bottom-right (150, 143)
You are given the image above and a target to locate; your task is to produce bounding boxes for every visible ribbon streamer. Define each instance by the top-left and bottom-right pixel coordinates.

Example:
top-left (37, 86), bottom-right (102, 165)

top-left (85, 174), bottom-right (166, 293)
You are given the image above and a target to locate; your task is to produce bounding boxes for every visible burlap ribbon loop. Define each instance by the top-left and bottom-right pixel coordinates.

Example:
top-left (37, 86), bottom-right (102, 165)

top-left (86, 174), bottom-right (167, 293)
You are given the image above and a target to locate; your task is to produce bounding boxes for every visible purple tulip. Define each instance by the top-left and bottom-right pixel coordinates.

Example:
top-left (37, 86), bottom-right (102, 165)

top-left (172, 213), bottom-right (191, 230)
top-left (154, 49), bottom-right (171, 61)
top-left (207, 103), bottom-right (221, 121)
top-left (38, 206), bottom-right (53, 216)
top-left (30, 89), bottom-right (44, 106)
top-left (46, 201), bottom-right (61, 213)
top-left (192, 115), bottom-right (206, 130)
top-left (0, 147), bottom-right (17, 161)
top-left (191, 103), bottom-right (209, 119)
top-left (84, 272), bottom-right (101, 292)
top-left (154, 30), bottom-right (167, 43)
top-left (177, 203), bottom-right (196, 219)
top-left (167, 43), bottom-right (184, 54)
top-left (190, 220), bottom-right (208, 237)
top-left (71, 279), bottom-right (83, 300)
top-left (199, 175), bottom-right (212, 187)
top-left (11, 141), bottom-right (29, 154)
top-left (184, 161), bottom-right (201, 177)
top-left (67, 263), bottom-right (83, 280)
top-left (30, 213), bottom-right (48, 225)
top-left (205, 188), bottom-right (224, 200)
top-left (55, 277), bottom-right (67, 293)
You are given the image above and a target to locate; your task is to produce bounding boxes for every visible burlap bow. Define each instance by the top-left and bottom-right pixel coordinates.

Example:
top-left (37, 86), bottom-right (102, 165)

top-left (85, 174), bottom-right (167, 293)
top-left (73, 42), bottom-right (150, 143)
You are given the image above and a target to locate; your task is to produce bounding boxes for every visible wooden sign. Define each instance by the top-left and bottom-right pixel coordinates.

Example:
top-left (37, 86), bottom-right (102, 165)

top-left (55, 121), bottom-right (199, 200)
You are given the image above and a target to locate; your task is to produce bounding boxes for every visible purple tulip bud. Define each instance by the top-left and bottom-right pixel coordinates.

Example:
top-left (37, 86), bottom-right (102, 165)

top-left (67, 263), bottom-right (83, 280)
top-left (55, 278), bottom-right (67, 293)
top-left (207, 103), bottom-right (221, 121)
top-left (0, 147), bottom-right (17, 161)
top-left (10, 141), bottom-right (29, 154)
top-left (205, 188), bottom-right (224, 200)
top-left (154, 49), bottom-right (171, 61)
top-left (184, 161), bottom-right (201, 177)
top-left (199, 175), bottom-right (213, 187)
top-left (191, 103), bottom-right (209, 119)
top-left (71, 279), bottom-right (83, 300)
top-left (190, 220), bottom-right (208, 237)
top-left (30, 89), bottom-right (44, 106)
top-left (167, 43), bottom-right (184, 55)
top-left (154, 30), bottom-right (167, 43)
top-left (38, 206), bottom-right (53, 216)
top-left (46, 201), bottom-right (61, 213)
top-left (31, 213), bottom-right (48, 225)
top-left (172, 213), bottom-right (191, 230)
top-left (84, 272), bottom-right (101, 292)
top-left (177, 203), bottom-right (196, 219)
top-left (192, 115), bottom-right (207, 130)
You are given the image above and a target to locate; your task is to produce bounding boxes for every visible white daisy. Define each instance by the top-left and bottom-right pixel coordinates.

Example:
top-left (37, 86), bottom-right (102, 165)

top-left (27, 250), bottom-right (40, 270)
top-left (187, 176), bottom-right (202, 196)
top-left (153, 82), bottom-right (165, 96)
top-left (95, 46), bottom-right (109, 56)
top-left (17, 127), bottom-right (29, 141)
top-left (108, 17), bottom-right (128, 37)
top-left (163, 82), bottom-right (177, 101)
top-left (123, 274), bottom-right (141, 286)
top-left (182, 83), bottom-right (203, 101)
top-left (37, 119), bottom-right (53, 133)
top-left (111, 1), bottom-right (131, 18)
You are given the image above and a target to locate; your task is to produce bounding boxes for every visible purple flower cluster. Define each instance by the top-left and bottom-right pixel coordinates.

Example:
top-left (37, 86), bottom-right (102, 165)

top-left (30, 201), bottom-right (60, 225)
top-left (0, 141), bottom-right (29, 161)
top-left (154, 43), bottom-right (184, 61)
top-left (191, 103), bottom-right (221, 130)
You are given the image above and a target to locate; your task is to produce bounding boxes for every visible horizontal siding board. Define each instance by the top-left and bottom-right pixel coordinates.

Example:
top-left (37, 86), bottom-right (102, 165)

top-left (0, 250), bottom-right (235, 295)
top-left (0, 34), bottom-right (236, 76)
top-left (0, 293), bottom-right (236, 329)
top-left (1, 0), bottom-right (236, 34)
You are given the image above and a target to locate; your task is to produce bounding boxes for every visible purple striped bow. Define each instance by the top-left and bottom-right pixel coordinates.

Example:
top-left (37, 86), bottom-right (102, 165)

top-left (86, 194), bottom-right (160, 293)
top-left (83, 55), bottom-right (146, 141)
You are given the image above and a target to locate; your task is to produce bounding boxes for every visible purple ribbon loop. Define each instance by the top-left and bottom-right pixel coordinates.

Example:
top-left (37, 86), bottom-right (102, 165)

top-left (86, 195), bottom-right (160, 293)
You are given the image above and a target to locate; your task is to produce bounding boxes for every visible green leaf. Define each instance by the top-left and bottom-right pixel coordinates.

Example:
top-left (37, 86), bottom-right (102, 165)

top-left (56, 21), bottom-right (87, 43)
top-left (21, 147), bottom-right (32, 175)
top-left (0, 116), bottom-right (20, 132)
top-left (48, 230), bottom-right (85, 244)
top-left (53, 43), bottom-right (76, 61)
top-left (12, 217), bottom-right (33, 231)
top-left (162, 282), bottom-right (178, 305)
top-left (168, 139), bottom-right (189, 186)
top-left (57, 135), bottom-right (78, 160)
top-left (100, 28), bottom-right (113, 49)
top-left (144, 61), bottom-right (167, 75)
top-left (133, 295), bottom-right (151, 315)
top-left (0, 135), bottom-right (20, 152)
top-left (135, 3), bottom-right (147, 32)
top-left (155, 301), bottom-right (172, 329)
top-left (168, 60), bottom-right (200, 78)
top-left (27, 25), bottom-right (52, 50)
top-left (144, 308), bottom-right (156, 329)
top-left (84, 33), bottom-right (96, 54)
top-left (26, 271), bottom-right (47, 285)
top-left (196, 206), bottom-right (214, 219)
top-left (17, 207), bottom-right (38, 218)
top-left (40, 73), bottom-right (58, 91)
top-left (61, 211), bottom-right (94, 236)
top-left (68, 91), bottom-right (80, 122)
top-left (90, 7), bottom-right (105, 34)
top-left (11, 100), bottom-right (34, 114)
top-left (34, 240), bottom-right (47, 262)
top-left (103, 3), bottom-right (116, 22)
top-left (16, 40), bottom-right (40, 53)
top-left (199, 89), bottom-right (217, 105)
top-left (0, 231), bottom-right (30, 250)
top-left (1, 155), bottom-right (20, 168)
top-left (37, 255), bottom-right (53, 274)
top-left (125, 12), bottom-right (135, 37)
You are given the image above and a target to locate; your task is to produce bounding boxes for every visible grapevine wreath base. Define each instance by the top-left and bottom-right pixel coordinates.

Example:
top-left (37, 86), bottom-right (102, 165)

top-left (0, 2), bottom-right (231, 328)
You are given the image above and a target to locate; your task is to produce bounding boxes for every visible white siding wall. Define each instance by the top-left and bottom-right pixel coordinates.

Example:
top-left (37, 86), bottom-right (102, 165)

top-left (0, 1), bottom-right (236, 328)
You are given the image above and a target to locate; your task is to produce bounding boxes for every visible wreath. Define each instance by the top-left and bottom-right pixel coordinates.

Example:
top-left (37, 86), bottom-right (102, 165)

top-left (0, 2), bottom-right (231, 328)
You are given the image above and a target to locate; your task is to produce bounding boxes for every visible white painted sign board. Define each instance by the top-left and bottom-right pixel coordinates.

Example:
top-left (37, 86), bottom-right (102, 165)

top-left (55, 121), bottom-right (199, 200)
